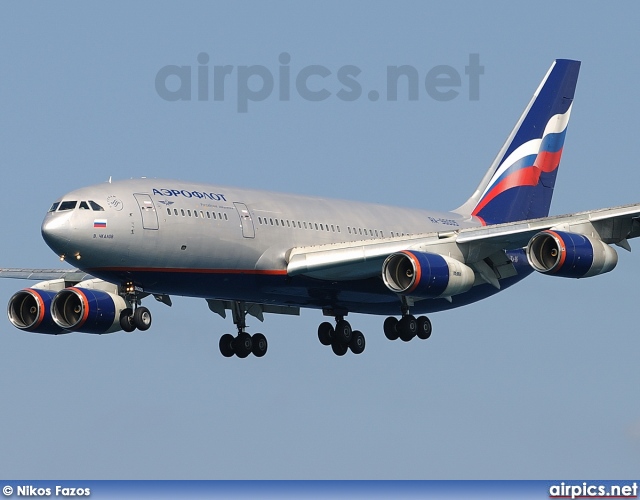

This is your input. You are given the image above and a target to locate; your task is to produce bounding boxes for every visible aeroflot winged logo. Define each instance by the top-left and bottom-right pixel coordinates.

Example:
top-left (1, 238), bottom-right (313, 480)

top-left (152, 188), bottom-right (227, 201)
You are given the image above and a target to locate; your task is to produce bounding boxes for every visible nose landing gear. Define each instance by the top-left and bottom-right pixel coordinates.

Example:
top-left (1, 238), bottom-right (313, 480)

top-left (119, 282), bottom-right (153, 333)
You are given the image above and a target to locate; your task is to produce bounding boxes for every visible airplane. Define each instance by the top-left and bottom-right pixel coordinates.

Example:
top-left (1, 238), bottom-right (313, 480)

top-left (4, 58), bottom-right (640, 358)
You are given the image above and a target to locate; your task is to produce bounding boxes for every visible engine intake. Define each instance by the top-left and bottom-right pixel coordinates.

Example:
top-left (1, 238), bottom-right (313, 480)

top-left (7, 288), bottom-right (65, 334)
top-left (526, 230), bottom-right (618, 278)
top-left (382, 251), bottom-right (475, 298)
top-left (51, 287), bottom-right (128, 334)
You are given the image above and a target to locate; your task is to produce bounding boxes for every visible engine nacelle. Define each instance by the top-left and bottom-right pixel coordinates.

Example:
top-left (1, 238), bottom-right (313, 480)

top-left (526, 230), bottom-right (618, 278)
top-left (382, 251), bottom-right (475, 298)
top-left (51, 287), bottom-right (128, 334)
top-left (7, 288), bottom-right (66, 334)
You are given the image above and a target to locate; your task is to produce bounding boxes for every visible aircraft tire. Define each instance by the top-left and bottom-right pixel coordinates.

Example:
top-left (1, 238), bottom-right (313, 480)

top-left (219, 333), bottom-right (235, 357)
top-left (234, 332), bottom-right (252, 358)
top-left (318, 322), bottom-right (334, 346)
top-left (251, 333), bottom-right (268, 357)
top-left (383, 317), bottom-right (399, 340)
top-left (119, 308), bottom-right (136, 333)
top-left (349, 330), bottom-right (365, 354)
top-left (331, 339), bottom-right (348, 356)
top-left (416, 316), bottom-right (432, 340)
top-left (334, 320), bottom-right (352, 344)
top-left (398, 315), bottom-right (417, 342)
top-left (133, 306), bottom-right (152, 331)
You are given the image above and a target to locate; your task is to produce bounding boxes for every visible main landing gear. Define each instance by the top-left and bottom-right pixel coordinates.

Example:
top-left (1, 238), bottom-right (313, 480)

top-left (218, 301), bottom-right (268, 358)
top-left (383, 303), bottom-right (432, 342)
top-left (317, 317), bottom-right (366, 356)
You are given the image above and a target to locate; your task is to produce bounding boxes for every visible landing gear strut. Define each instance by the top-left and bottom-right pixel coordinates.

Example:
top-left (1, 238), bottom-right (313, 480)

top-left (219, 301), bottom-right (268, 358)
top-left (317, 316), bottom-right (365, 356)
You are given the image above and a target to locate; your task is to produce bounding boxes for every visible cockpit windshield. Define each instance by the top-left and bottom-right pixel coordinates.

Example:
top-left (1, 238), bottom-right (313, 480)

top-left (49, 200), bottom-right (105, 212)
top-left (58, 201), bottom-right (78, 211)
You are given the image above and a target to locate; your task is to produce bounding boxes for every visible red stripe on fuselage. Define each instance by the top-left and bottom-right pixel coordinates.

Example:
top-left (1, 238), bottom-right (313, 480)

top-left (88, 267), bottom-right (288, 276)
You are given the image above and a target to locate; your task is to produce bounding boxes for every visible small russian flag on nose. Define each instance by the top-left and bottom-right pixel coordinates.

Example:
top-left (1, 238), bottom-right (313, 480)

top-left (94, 219), bottom-right (107, 228)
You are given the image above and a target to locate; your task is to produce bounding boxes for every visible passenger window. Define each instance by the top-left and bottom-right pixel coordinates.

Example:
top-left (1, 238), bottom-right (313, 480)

top-left (181, 209), bottom-right (185, 216)
top-left (174, 209), bottom-right (178, 215)
top-left (223, 213), bottom-right (228, 220)
top-left (194, 210), bottom-right (199, 218)
top-left (48, 202), bottom-right (60, 213)
top-left (187, 210), bottom-right (192, 216)
top-left (167, 208), bottom-right (171, 215)
top-left (200, 211), bottom-right (204, 218)
top-left (89, 201), bottom-right (104, 211)
top-left (58, 201), bottom-right (77, 211)
top-left (207, 212), bottom-right (211, 219)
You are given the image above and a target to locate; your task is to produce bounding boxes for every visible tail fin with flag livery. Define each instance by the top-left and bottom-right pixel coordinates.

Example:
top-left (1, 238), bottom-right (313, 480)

top-left (456, 59), bottom-right (581, 225)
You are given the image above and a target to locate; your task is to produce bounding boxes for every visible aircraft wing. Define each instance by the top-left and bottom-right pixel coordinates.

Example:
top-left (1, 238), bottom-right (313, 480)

top-left (0, 268), bottom-right (92, 282)
top-left (286, 203), bottom-right (640, 280)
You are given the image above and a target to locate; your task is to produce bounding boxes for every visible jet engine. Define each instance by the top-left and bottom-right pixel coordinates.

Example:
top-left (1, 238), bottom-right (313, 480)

top-left (382, 251), bottom-right (475, 298)
top-left (50, 287), bottom-right (128, 334)
top-left (526, 230), bottom-right (618, 278)
top-left (7, 288), bottom-right (65, 334)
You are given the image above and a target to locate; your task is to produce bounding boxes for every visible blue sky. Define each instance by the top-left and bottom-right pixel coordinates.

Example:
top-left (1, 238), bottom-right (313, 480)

top-left (1, 1), bottom-right (639, 479)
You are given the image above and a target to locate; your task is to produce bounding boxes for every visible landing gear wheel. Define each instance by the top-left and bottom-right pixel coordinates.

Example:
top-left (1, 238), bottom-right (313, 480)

top-left (398, 315), bottom-right (417, 342)
top-left (416, 316), bottom-right (432, 340)
top-left (133, 306), bottom-right (152, 331)
top-left (234, 332), bottom-right (252, 359)
top-left (384, 317), bottom-right (399, 340)
top-left (219, 333), bottom-right (235, 357)
top-left (331, 340), bottom-right (348, 356)
top-left (251, 333), bottom-right (268, 357)
top-left (119, 308), bottom-right (136, 333)
top-left (349, 330), bottom-right (365, 354)
top-left (334, 319), bottom-right (352, 344)
top-left (318, 322), bottom-right (334, 346)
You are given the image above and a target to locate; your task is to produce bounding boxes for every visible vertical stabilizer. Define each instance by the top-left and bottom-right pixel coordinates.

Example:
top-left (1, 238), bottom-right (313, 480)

top-left (455, 59), bottom-right (580, 225)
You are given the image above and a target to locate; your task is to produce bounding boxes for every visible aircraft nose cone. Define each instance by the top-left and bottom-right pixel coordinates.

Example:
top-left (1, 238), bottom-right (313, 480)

top-left (41, 214), bottom-right (71, 254)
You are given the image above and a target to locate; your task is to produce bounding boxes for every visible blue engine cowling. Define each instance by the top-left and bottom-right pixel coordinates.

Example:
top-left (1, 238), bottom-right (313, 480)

top-left (7, 288), bottom-right (66, 334)
top-left (526, 230), bottom-right (618, 278)
top-left (382, 251), bottom-right (475, 298)
top-left (50, 287), bottom-right (127, 334)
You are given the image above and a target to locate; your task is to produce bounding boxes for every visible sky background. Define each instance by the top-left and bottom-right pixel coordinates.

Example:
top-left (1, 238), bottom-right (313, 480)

top-left (1, 1), bottom-right (640, 479)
